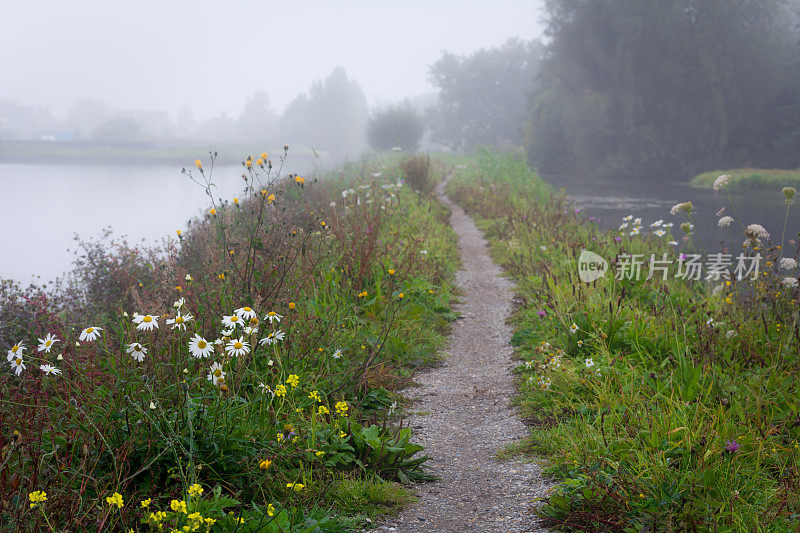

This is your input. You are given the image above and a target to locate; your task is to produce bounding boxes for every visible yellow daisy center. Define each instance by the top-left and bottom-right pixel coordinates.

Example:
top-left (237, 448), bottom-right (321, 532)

top-left (234, 342), bottom-right (243, 350)
top-left (243, 307), bottom-right (252, 312)
top-left (176, 317), bottom-right (183, 323)
top-left (45, 340), bottom-right (52, 346)
top-left (231, 316), bottom-right (239, 322)
top-left (250, 317), bottom-right (259, 325)
top-left (214, 369), bottom-right (222, 377)
top-left (197, 340), bottom-right (207, 349)
top-left (143, 316), bottom-right (152, 323)
top-left (268, 312), bottom-right (276, 317)
top-left (11, 345), bottom-right (19, 352)
top-left (15, 358), bottom-right (22, 365)
top-left (86, 327), bottom-right (93, 333)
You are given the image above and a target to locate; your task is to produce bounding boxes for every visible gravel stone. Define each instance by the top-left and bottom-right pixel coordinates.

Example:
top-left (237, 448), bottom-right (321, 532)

top-left (384, 185), bottom-right (551, 532)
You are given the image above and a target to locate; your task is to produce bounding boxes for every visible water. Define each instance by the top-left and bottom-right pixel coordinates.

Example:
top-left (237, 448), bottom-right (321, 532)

top-left (544, 174), bottom-right (800, 255)
top-left (0, 161), bottom-right (315, 283)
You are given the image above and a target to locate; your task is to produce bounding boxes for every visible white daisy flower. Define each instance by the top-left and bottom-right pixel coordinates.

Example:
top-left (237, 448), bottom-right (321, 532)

top-left (207, 362), bottom-right (226, 385)
top-left (332, 348), bottom-right (343, 359)
top-left (235, 306), bottom-right (257, 321)
top-left (133, 314), bottom-right (159, 331)
top-left (37, 333), bottom-right (59, 353)
top-left (585, 358), bottom-right (594, 368)
top-left (569, 323), bottom-right (579, 334)
top-left (264, 311), bottom-right (283, 324)
top-left (243, 326), bottom-right (258, 336)
top-left (220, 328), bottom-right (235, 337)
top-left (79, 327), bottom-right (102, 342)
top-left (166, 312), bottom-right (193, 331)
top-left (650, 219), bottom-right (664, 227)
top-left (668, 241), bottom-right (679, 246)
top-left (213, 338), bottom-right (223, 346)
top-left (126, 343), bottom-right (147, 362)
top-left (653, 229), bottom-right (666, 237)
top-left (188, 334), bottom-right (214, 359)
top-left (619, 222), bottom-right (629, 230)
top-left (221, 314), bottom-right (242, 328)
top-left (173, 297), bottom-right (186, 309)
top-left (540, 245), bottom-right (548, 251)
top-left (185, 274), bottom-right (193, 282)
top-left (7, 342), bottom-right (25, 362)
top-left (623, 215), bottom-right (633, 221)
top-left (10, 357), bottom-right (25, 375)
top-left (225, 337), bottom-right (250, 357)
top-left (149, 401), bottom-right (157, 410)
top-left (39, 364), bottom-right (61, 376)
top-left (259, 330), bottom-right (285, 346)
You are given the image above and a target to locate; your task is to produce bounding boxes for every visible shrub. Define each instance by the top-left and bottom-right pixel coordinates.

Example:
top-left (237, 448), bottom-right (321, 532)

top-left (367, 105), bottom-right (424, 153)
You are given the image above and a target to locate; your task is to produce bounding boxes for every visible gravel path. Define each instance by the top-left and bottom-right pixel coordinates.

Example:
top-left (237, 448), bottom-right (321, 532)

top-left (383, 184), bottom-right (550, 532)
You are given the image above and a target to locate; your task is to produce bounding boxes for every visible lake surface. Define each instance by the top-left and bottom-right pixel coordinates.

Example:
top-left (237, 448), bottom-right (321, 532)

top-left (0, 160), bottom-right (317, 283)
top-left (544, 174), bottom-right (800, 255)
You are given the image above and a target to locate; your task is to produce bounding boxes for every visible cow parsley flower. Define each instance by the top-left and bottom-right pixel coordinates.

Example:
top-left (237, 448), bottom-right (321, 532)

top-left (780, 258), bottom-right (798, 270)
top-left (37, 334), bottom-right (59, 353)
top-left (670, 202), bottom-right (693, 215)
top-left (718, 216), bottom-right (734, 228)
top-left (781, 277), bottom-right (798, 288)
top-left (126, 343), bottom-right (147, 362)
top-left (713, 174), bottom-right (730, 191)
top-left (188, 334), bottom-right (214, 358)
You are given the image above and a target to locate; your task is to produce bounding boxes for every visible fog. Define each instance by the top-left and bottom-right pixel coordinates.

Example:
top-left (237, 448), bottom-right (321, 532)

top-left (1, 1), bottom-right (544, 124)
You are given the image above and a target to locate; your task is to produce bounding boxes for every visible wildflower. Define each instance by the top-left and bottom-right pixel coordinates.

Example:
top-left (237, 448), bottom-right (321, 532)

top-left (569, 323), bottom-right (578, 334)
top-left (781, 277), bottom-right (798, 288)
top-left (259, 330), bottom-right (286, 346)
top-left (166, 312), bottom-right (193, 331)
top-left (286, 483), bottom-right (305, 492)
top-left (243, 326), bottom-right (258, 336)
top-left (781, 258), bottom-right (798, 270)
top-left (623, 215), bottom-right (633, 221)
top-left (783, 187), bottom-right (796, 200)
top-left (207, 362), bottom-right (226, 385)
top-left (713, 174), bottom-right (730, 191)
top-left (668, 240), bottom-right (678, 246)
top-left (185, 274), bottom-right (193, 282)
top-left (10, 357), bottom-right (25, 376)
top-left (194, 159), bottom-right (202, 170)
top-left (309, 390), bottom-right (322, 402)
top-left (209, 208), bottom-right (216, 216)
top-left (266, 503), bottom-right (276, 516)
top-left (335, 401), bottom-right (349, 417)
top-left (188, 334), bottom-right (214, 359)
top-left (315, 451), bottom-right (325, 458)
top-left (235, 306), bottom-right (257, 321)
top-left (264, 311), bottom-right (283, 323)
top-left (725, 440), bottom-right (741, 454)
top-left (718, 216), bottom-right (734, 228)
top-left (133, 313), bottom-right (159, 331)
top-left (141, 498), bottom-right (152, 508)
top-left (79, 326), bottom-right (102, 342)
top-left (540, 245), bottom-right (547, 252)
top-left (148, 510), bottom-right (167, 523)
top-left (294, 175), bottom-right (305, 185)
top-left (258, 382), bottom-right (274, 396)
top-left (286, 374), bottom-right (300, 388)
top-left (332, 348), bottom-right (343, 359)
top-left (37, 333), bottom-right (59, 353)
top-left (28, 491), bottom-right (47, 508)
top-left (653, 229), bottom-right (666, 237)
top-left (537, 376), bottom-right (552, 390)
top-left (398, 292), bottom-right (404, 299)
top-left (745, 224), bottom-right (770, 240)
top-left (170, 499), bottom-right (188, 514)
top-left (585, 358), bottom-right (594, 368)
top-left (6, 342), bottom-right (25, 361)
top-left (106, 492), bottom-right (124, 509)
top-left (259, 459), bottom-right (272, 470)
top-left (39, 364), bottom-right (62, 376)
top-left (275, 384), bottom-right (287, 397)
top-left (650, 219), bottom-right (664, 227)
top-left (149, 401), bottom-right (156, 410)
top-left (288, 301), bottom-right (296, 310)
top-left (726, 330), bottom-right (737, 339)
top-left (173, 297), bottom-right (186, 309)
top-left (318, 405), bottom-right (330, 416)
top-left (222, 313), bottom-right (245, 329)
top-left (267, 193), bottom-right (276, 204)
top-left (670, 201), bottom-right (693, 215)
top-left (188, 483), bottom-right (204, 498)
top-left (225, 337), bottom-right (250, 357)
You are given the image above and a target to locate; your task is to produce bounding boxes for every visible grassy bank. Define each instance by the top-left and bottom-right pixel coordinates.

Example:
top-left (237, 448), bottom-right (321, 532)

top-left (0, 152), bottom-right (459, 531)
top-left (692, 168), bottom-right (800, 190)
top-left (448, 150), bottom-right (800, 531)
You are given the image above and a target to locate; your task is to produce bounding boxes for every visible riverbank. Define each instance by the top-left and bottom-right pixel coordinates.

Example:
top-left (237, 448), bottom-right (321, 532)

top-left (0, 153), bottom-right (460, 531)
top-left (692, 168), bottom-right (800, 190)
top-left (448, 150), bottom-right (800, 531)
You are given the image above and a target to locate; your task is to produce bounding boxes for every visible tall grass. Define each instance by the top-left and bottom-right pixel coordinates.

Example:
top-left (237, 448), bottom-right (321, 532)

top-left (0, 151), bottom-right (459, 531)
top-left (448, 150), bottom-right (800, 531)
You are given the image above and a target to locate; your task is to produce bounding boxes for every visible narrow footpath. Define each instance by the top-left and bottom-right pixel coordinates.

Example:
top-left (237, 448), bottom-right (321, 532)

top-left (387, 184), bottom-right (550, 532)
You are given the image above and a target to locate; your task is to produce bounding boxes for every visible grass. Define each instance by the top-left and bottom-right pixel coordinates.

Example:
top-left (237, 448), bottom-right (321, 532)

top-left (448, 149), bottom-right (800, 532)
top-left (0, 151), bottom-right (458, 531)
top-left (692, 168), bottom-right (800, 190)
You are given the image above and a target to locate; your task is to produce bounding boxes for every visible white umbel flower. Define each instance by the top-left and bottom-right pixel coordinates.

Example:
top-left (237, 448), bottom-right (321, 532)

top-left (781, 277), bottom-right (798, 288)
top-left (713, 174), bottom-right (730, 191)
top-left (718, 216), bottom-right (734, 228)
top-left (188, 334), bottom-right (214, 359)
top-left (780, 257), bottom-right (798, 270)
top-left (126, 343), bottom-right (147, 362)
top-left (37, 333), bottom-right (59, 353)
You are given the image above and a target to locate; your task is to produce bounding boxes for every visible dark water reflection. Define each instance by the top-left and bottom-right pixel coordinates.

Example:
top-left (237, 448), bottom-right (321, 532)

top-left (544, 174), bottom-right (800, 256)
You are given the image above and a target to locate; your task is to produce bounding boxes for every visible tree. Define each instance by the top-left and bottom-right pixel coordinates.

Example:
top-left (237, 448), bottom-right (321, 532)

top-left (280, 68), bottom-right (368, 156)
top-left (428, 38), bottom-right (543, 150)
top-left (525, 0), bottom-right (800, 179)
top-left (367, 104), bottom-right (425, 152)
top-left (90, 118), bottom-right (146, 144)
top-left (236, 90), bottom-right (278, 145)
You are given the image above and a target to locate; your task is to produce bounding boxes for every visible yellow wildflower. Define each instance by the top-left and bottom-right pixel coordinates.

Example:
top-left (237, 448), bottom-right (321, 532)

top-left (188, 483), bottom-right (204, 497)
top-left (194, 159), bottom-right (202, 170)
top-left (28, 490), bottom-right (47, 508)
top-left (141, 498), bottom-right (152, 508)
top-left (275, 384), bottom-right (287, 397)
top-left (267, 503), bottom-right (276, 516)
top-left (318, 405), bottom-right (329, 416)
top-left (286, 374), bottom-right (300, 389)
top-left (106, 492), bottom-right (124, 509)
top-left (335, 401), bottom-right (349, 417)
top-left (170, 499), bottom-right (188, 514)
top-left (259, 459), bottom-right (272, 470)
top-left (286, 482), bottom-right (305, 492)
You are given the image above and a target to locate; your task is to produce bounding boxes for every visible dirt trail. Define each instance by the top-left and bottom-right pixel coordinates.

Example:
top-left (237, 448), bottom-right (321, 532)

top-left (385, 184), bottom-right (550, 532)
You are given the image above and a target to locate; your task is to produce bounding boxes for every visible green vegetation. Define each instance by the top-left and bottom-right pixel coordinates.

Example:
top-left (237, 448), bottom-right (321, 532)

top-left (0, 151), bottom-right (458, 531)
top-left (692, 168), bottom-right (800, 190)
top-left (448, 150), bottom-right (800, 531)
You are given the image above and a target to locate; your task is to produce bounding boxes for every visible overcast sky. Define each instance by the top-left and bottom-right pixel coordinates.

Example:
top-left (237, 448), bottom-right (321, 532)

top-left (1, 1), bottom-right (545, 120)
